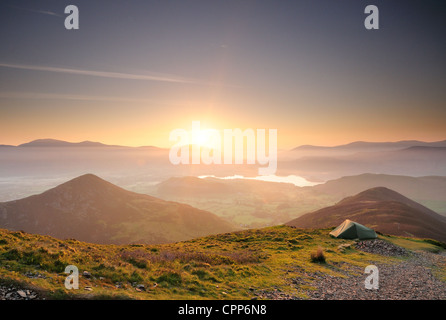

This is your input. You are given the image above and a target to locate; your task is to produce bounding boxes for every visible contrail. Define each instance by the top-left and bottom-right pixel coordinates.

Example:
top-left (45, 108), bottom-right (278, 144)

top-left (0, 92), bottom-right (152, 102)
top-left (0, 91), bottom-right (198, 106)
top-left (0, 63), bottom-right (199, 84)
top-left (8, 5), bottom-right (64, 18)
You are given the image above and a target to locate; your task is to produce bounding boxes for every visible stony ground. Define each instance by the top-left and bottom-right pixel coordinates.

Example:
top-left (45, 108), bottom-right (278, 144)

top-left (254, 239), bottom-right (446, 300)
top-left (0, 284), bottom-right (41, 300)
top-left (303, 240), bottom-right (446, 300)
top-left (0, 271), bottom-right (45, 300)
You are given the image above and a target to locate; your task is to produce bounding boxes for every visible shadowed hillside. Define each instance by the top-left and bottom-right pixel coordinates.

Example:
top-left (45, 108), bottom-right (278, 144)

top-left (0, 174), bottom-right (236, 244)
top-left (286, 187), bottom-right (446, 243)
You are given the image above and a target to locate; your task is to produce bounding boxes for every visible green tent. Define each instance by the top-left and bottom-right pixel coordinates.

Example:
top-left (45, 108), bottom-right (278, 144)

top-left (329, 219), bottom-right (377, 240)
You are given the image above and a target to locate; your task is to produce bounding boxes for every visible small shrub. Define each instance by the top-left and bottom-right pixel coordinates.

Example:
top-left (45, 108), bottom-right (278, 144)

top-left (11, 231), bottom-right (25, 239)
top-left (157, 272), bottom-right (182, 286)
top-left (191, 269), bottom-right (220, 282)
top-left (310, 247), bottom-right (326, 263)
top-left (93, 263), bottom-right (115, 272)
top-left (120, 250), bottom-right (149, 268)
top-left (44, 259), bottom-right (66, 273)
top-left (127, 258), bottom-right (148, 269)
top-left (2, 248), bottom-right (21, 260)
top-left (297, 234), bottom-right (313, 241)
top-left (21, 251), bottom-right (44, 265)
top-left (110, 272), bottom-right (127, 283)
top-left (423, 239), bottom-right (446, 250)
top-left (128, 271), bottom-right (143, 283)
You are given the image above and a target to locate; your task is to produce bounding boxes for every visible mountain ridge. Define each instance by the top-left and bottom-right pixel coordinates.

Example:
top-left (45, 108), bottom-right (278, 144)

top-left (4, 138), bottom-right (446, 150)
top-left (0, 174), bottom-right (236, 244)
top-left (8, 139), bottom-right (164, 150)
top-left (291, 139), bottom-right (446, 151)
top-left (286, 187), bottom-right (446, 242)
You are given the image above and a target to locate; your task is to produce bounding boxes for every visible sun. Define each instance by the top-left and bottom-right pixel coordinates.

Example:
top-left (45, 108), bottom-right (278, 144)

top-left (191, 128), bottom-right (220, 149)
top-left (170, 121), bottom-right (222, 150)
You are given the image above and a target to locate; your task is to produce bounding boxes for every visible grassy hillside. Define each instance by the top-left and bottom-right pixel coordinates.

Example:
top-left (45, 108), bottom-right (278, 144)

top-left (1, 225), bottom-right (444, 300)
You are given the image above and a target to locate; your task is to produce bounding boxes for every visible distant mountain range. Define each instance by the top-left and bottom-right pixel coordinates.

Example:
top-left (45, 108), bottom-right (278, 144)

top-left (3, 138), bottom-right (445, 150)
top-left (0, 174), bottom-right (236, 244)
top-left (292, 140), bottom-right (446, 151)
top-left (280, 140), bottom-right (446, 181)
top-left (18, 139), bottom-right (113, 148)
top-left (1, 139), bottom-right (164, 149)
top-left (286, 187), bottom-right (446, 243)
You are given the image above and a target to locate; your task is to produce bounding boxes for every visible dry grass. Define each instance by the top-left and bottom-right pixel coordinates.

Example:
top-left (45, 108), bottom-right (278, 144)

top-left (310, 246), bottom-right (326, 263)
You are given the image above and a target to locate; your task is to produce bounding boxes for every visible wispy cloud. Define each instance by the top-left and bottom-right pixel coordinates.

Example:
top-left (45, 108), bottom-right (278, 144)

top-left (0, 91), bottom-right (185, 105)
top-left (0, 92), bottom-right (209, 110)
top-left (0, 92), bottom-right (143, 102)
top-left (8, 5), bottom-right (64, 18)
top-left (0, 63), bottom-right (199, 84)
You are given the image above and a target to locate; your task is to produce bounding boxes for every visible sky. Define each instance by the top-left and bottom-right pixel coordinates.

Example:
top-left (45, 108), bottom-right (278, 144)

top-left (0, 0), bottom-right (445, 149)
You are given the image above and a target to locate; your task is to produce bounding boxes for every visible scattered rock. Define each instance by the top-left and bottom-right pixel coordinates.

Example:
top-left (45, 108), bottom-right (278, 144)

top-left (24, 271), bottom-right (46, 279)
top-left (355, 239), bottom-right (408, 256)
top-left (0, 285), bottom-right (40, 300)
top-left (136, 284), bottom-right (145, 291)
top-left (82, 271), bottom-right (92, 279)
top-left (337, 243), bottom-right (354, 252)
top-left (17, 290), bottom-right (27, 298)
top-left (300, 250), bottom-right (446, 300)
top-left (254, 288), bottom-right (299, 300)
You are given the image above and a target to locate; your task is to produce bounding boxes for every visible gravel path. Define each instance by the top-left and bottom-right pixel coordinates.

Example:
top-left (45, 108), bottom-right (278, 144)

top-left (304, 241), bottom-right (446, 300)
top-left (254, 240), bottom-right (446, 300)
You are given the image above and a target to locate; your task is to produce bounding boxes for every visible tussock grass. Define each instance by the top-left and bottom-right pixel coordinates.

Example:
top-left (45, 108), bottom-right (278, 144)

top-left (310, 247), bottom-right (326, 263)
